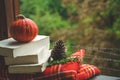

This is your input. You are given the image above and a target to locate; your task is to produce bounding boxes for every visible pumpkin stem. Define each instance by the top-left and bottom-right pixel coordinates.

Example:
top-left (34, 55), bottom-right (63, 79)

top-left (16, 14), bottom-right (26, 19)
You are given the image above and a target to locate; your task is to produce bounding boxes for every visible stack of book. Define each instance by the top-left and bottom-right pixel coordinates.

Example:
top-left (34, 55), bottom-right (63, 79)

top-left (0, 35), bottom-right (51, 73)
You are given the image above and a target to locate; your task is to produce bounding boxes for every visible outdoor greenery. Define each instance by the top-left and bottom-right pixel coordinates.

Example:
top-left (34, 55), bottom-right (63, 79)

top-left (20, 0), bottom-right (74, 35)
top-left (20, 0), bottom-right (120, 76)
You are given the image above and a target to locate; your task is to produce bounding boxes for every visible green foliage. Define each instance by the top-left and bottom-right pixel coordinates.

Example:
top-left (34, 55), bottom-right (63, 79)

top-left (113, 18), bottom-right (120, 37)
top-left (104, 0), bottom-right (120, 39)
top-left (48, 58), bottom-right (77, 66)
top-left (83, 16), bottom-right (94, 23)
top-left (67, 1), bottom-right (77, 16)
top-left (30, 12), bottom-right (71, 35)
top-left (66, 40), bottom-right (77, 56)
top-left (107, 0), bottom-right (120, 16)
top-left (47, 0), bottom-right (68, 19)
top-left (20, 0), bottom-right (70, 35)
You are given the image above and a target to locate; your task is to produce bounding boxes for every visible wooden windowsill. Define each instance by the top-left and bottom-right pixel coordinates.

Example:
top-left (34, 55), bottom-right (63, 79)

top-left (90, 75), bottom-right (120, 80)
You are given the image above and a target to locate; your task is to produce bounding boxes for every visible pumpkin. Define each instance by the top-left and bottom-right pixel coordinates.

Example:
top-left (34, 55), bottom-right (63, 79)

top-left (10, 14), bottom-right (38, 42)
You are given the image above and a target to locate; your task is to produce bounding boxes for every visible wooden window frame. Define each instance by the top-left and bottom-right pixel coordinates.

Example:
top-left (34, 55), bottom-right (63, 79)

top-left (0, 0), bottom-right (20, 40)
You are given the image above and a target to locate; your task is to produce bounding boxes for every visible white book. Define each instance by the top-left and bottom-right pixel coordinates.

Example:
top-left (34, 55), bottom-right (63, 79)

top-left (5, 54), bottom-right (38, 65)
top-left (8, 62), bottom-right (49, 73)
top-left (8, 50), bottom-right (51, 73)
top-left (5, 49), bottom-right (51, 65)
top-left (0, 35), bottom-right (49, 57)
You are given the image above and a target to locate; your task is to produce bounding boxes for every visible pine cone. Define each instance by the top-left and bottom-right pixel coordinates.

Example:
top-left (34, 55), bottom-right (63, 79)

top-left (51, 40), bottom-right (66, 60)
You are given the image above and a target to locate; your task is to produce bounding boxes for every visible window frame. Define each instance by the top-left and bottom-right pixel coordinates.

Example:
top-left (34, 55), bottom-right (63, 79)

top-left (0, 0), bottom-right (20, 40)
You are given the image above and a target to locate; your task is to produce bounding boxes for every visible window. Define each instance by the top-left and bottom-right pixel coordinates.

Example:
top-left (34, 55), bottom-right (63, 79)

top-left (0, 0), bottom-right (120, 77)
top-left (20, 0), bottom-right (120, 77)
top-left (0, 0), bottom-right (20, 40)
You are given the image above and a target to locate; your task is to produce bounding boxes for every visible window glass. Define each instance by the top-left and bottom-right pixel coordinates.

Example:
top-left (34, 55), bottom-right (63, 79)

top-left (20, 0), bottom-right (120, 77)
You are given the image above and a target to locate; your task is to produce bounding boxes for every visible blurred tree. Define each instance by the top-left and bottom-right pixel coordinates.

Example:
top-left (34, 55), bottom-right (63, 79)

top-left (105, 0), bottom-right (120, 39)
top-left (20, 0), bottom-right (71, 35)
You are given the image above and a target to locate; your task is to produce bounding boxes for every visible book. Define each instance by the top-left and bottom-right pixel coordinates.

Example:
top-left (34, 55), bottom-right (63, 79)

top-left (8, 50), bottom-right (51, 73)
top-left (5, 49), bottom-right (51, 65)
top-left (0, 35), bottom-right (50, 57)
top-left (5, 54), bottom-right (38, 65)
top-left (8, 62), bottom-right (49, 73)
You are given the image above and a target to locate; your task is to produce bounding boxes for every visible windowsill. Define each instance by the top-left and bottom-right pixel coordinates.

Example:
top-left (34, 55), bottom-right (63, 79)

top-left (90, 75), bottom-right (120, 80)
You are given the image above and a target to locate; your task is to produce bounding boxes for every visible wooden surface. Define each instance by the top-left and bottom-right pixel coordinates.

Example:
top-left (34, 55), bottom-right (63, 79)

top-left (91, 75), bottom-right (120, 80)
top-left (0, 1), bottom-right (20, 79)
top-left (0, 0), bottom-right (20, 40)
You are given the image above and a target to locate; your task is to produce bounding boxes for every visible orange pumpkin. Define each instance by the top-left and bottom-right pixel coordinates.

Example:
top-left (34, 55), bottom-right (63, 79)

top-left (10, 14), bottom-right (38, 42)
